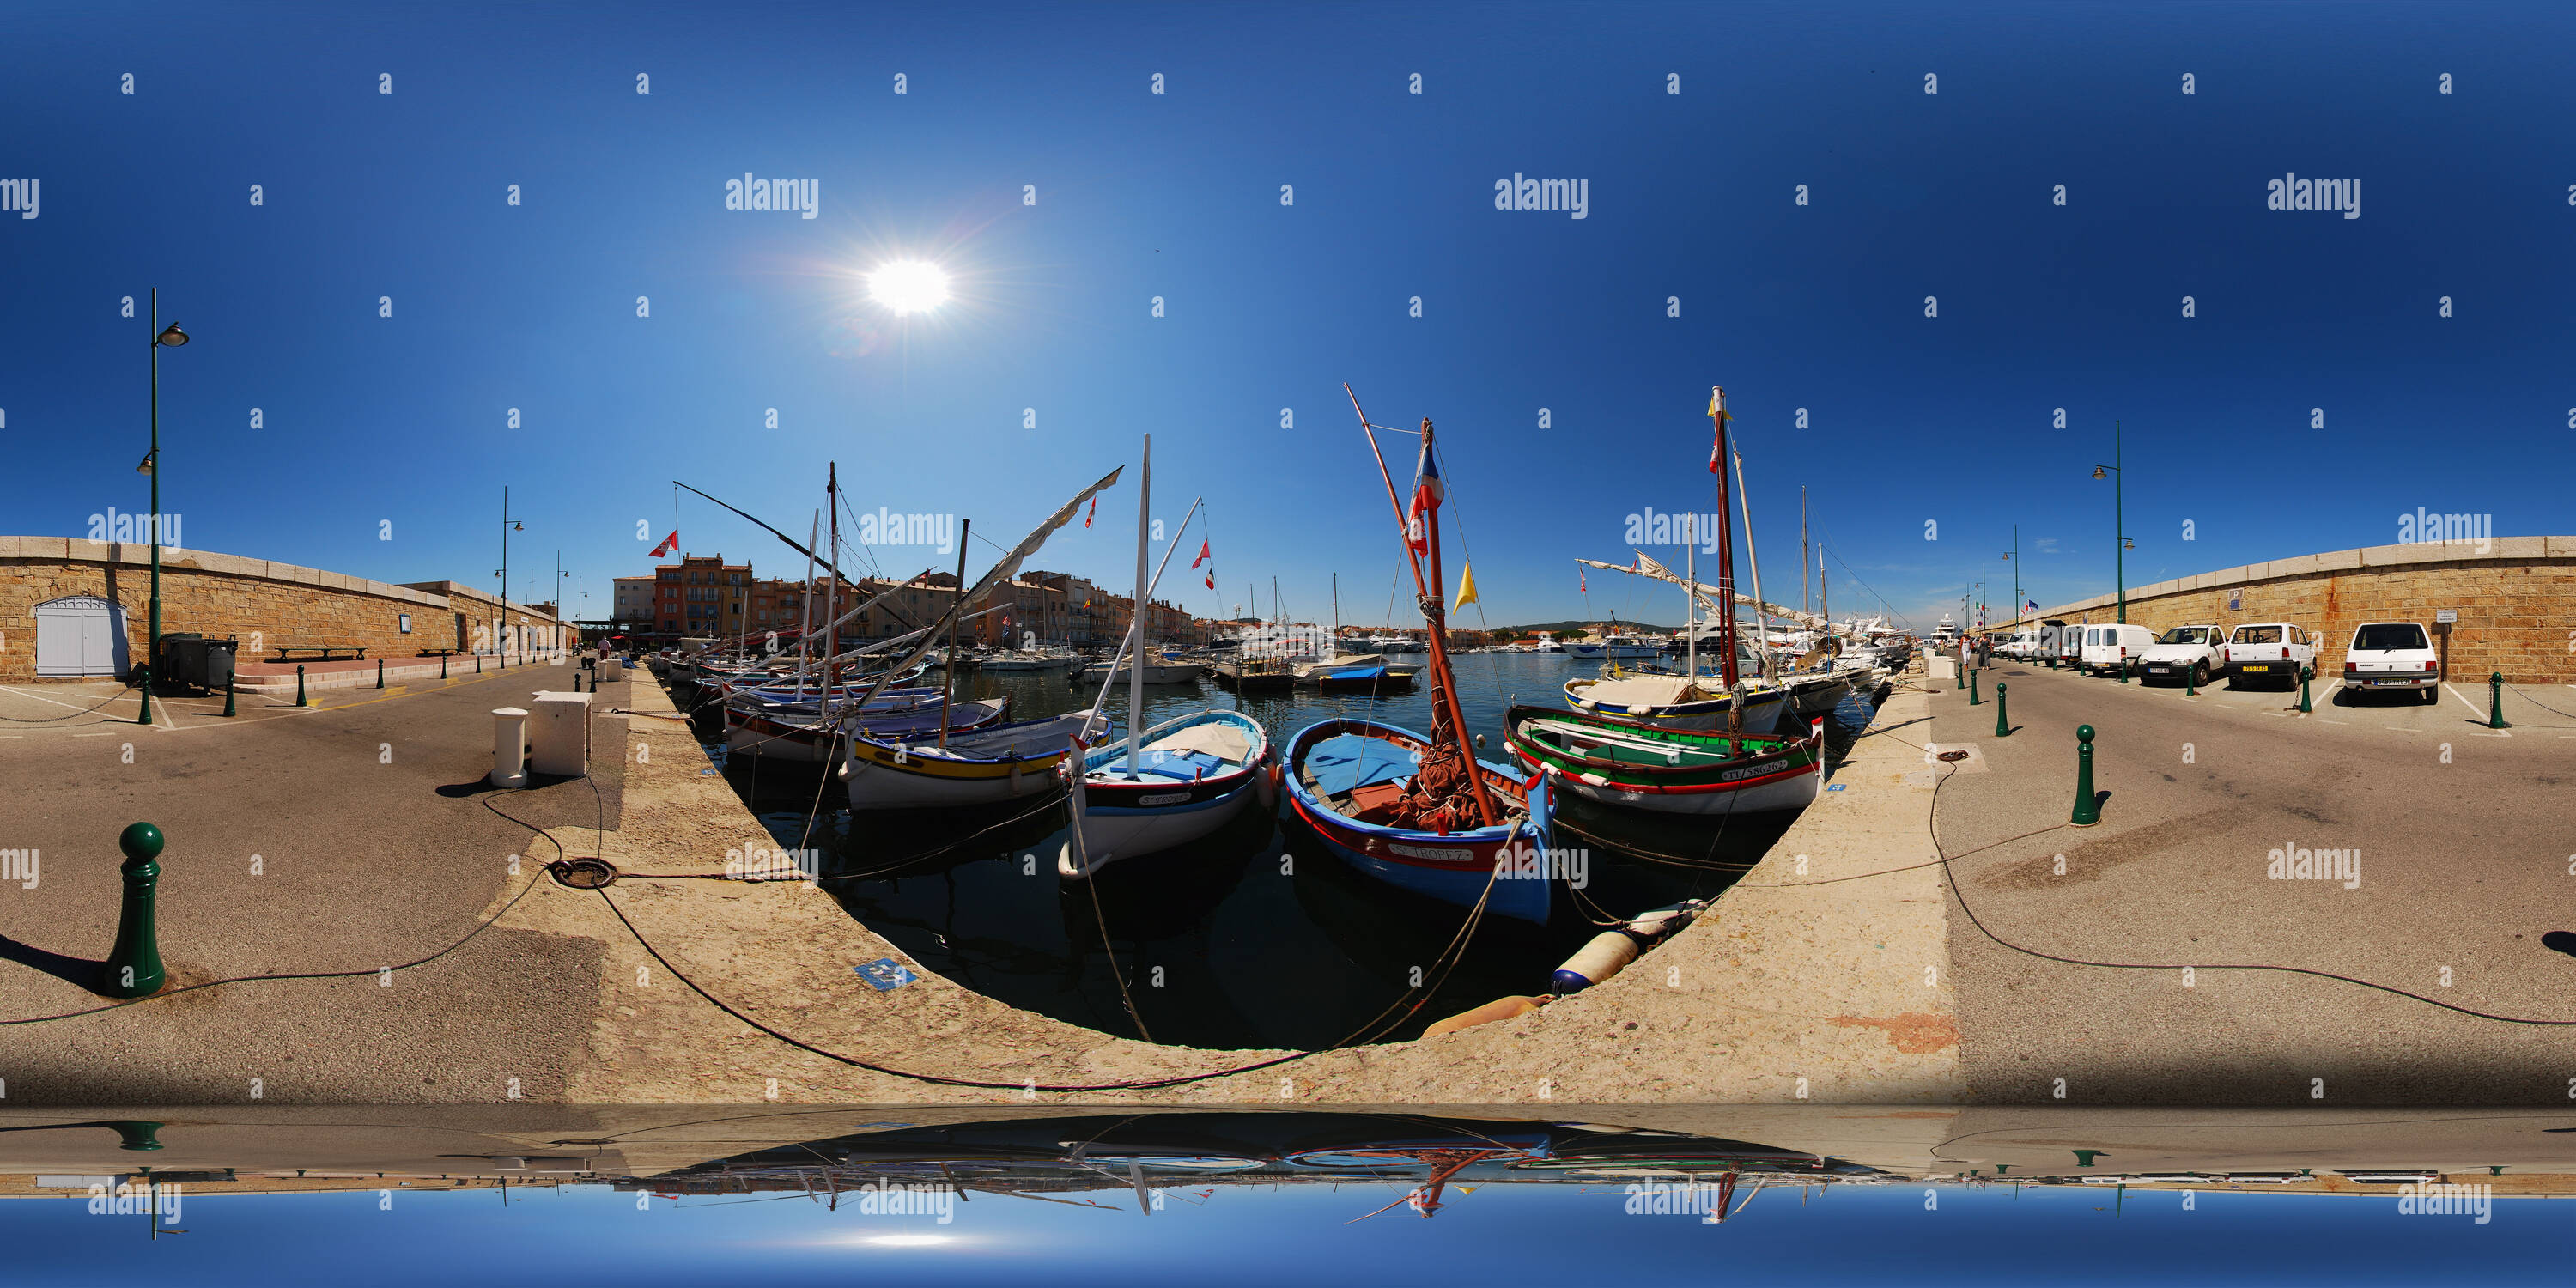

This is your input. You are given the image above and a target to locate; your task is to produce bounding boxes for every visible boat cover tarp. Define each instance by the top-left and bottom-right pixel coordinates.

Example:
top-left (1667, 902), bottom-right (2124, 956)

top-left (1303, 733), bottom-right (1420, 799)
top-left (1575, 675), bottom-right (1700, 708)
top-left (1149, 721), bottom-right (1255, 766)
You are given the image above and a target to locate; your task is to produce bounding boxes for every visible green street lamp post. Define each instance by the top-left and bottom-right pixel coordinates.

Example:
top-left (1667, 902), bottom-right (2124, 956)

top-left (138, 293), bottom-right (189, 725)
top-left (2092, 421), bottom-right (2126, 624)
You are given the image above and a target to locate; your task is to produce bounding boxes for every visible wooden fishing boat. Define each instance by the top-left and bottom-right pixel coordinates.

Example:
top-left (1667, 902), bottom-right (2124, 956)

top-left (1283, 717), bottom-right (1554, 923)
top-left (841, 708), bottom-right (1105, 809)
top-left (1060, 709), bottom-right (1271, 875)
top-left (1562, 669), bottom-right (1790, 731)
top-left (724, 696), bottom-right (1010, 764)
top-left (1281, 392), bottom-right (1556, 926)
top-left (1505, 704), bottom-right (1826, 816)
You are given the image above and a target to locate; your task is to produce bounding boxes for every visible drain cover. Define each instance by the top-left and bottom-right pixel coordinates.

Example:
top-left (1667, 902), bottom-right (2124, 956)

top-left (1936, 750), bottom-right (1970, 762)
top-left (549, 857), bottom-right (622, 889)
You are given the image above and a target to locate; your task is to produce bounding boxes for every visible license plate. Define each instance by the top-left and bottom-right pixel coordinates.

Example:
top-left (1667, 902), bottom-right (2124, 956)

top-left (2146, 665), bottom-right (2172, 674)
top-left (2241, 664), bottom-right (2271, 672)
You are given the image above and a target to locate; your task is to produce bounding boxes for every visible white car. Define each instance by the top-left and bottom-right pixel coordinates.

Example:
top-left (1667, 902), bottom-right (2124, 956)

top-left (2138, 624), bottom-right (2225, 688)
top-left (2341, 621), bottom-right (2440, 703)
top-left (2078, 623), bottom-right (2154, 677)
top-left (2222, 623), bottom-right (2317, 689)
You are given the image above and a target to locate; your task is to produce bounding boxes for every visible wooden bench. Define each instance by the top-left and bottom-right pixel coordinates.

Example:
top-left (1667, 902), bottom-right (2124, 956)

top-left (416, 648), bottom-right (460, 658)
top-left (270, 646), bottom-right (367, 663)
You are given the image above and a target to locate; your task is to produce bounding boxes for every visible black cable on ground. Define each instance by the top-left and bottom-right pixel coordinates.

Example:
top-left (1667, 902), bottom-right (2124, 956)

top-left (0, 788), bottom-right (564, 1026)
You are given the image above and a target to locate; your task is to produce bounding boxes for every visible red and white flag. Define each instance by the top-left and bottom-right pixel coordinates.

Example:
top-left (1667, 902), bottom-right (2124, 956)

top-left (1191, 538), bottom-right (1211, 568)
top-left (1706, 386), bottom-right (1729, 474)
top-left (1084, 495), bottom-right (1097, 528)
top-left (1406, 437), bottom-right (1443, 553)
top-left (1579, 569), bottom-right (1587, 593)
top-left (649, 531), bottom-right (678, 557)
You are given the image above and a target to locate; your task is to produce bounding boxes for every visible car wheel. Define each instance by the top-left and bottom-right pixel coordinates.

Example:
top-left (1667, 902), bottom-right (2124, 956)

top-left (2192, 661), bottom-right (2208, 689)
top-left (2422, 685), bottom-right (2439, 706)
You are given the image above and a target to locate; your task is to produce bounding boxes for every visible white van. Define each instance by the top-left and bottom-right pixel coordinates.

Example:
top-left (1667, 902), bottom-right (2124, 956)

top-left (2078, 623), bottom-right (2154, 677)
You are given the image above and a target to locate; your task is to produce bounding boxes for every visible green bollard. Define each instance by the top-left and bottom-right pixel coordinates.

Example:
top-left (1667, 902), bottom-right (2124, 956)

top-left (2490, 672), bottom-right (2506, 729)
top-left (2299, 670), bottom-right (2312, 714)
top-left (2118, 656), bottom-right (2130, 684)
top-left (1969, 669), bottom-right (1982, 705)
top-left (377, 659), bottom-right (386, 689)
top-left (441, 653), bottom-right (448, 679)
top-left (135, 665), bottom-right (154, 726)
top-left (295, 665), bottom-right (307, 708)
top-left (222, 680), bottom-right (235, 717)
top-left (1995, 683), bottom-right (2010, 737)
top-left (106, 822), bottom-right (167, 999)
top-left (477, 654), bottom-right (483, 674)
top-left (2070, 724), bottom-right (2100, 827)
top-left (110, 1121), bottom-right (167, 1151)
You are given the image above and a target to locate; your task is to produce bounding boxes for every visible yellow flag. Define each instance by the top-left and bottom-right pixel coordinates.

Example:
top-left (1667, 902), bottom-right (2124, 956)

top-left (1707, 386), bottom-right (1722, 418)
top-left (1454, 561), bottom-right (1479, 610)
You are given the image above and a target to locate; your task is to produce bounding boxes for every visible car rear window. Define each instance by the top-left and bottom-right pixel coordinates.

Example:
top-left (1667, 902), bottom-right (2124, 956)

top-left (2354, 623), bottom-right (2428, 651)
top-left (2233, 625), bottom-right (2283, 644)
top-left (2156, 627), bottom-right (2210, 645)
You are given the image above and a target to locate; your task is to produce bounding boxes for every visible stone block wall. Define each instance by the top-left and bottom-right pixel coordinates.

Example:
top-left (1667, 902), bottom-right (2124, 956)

top-left (1988, 537), bottom-right (2576, 683)
top-left (0, 538), bottom-right (562, 683)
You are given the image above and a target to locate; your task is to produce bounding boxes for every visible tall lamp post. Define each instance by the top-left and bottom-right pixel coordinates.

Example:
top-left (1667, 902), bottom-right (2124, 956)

top-left (137, 291), bottom-right (189, 724)
top-left (2092, 421), bottom-right (2127, 623)
top-left (2002, 526), bottom-right (2020, 631)
top-left (498, 489), bottom-right (522, 658)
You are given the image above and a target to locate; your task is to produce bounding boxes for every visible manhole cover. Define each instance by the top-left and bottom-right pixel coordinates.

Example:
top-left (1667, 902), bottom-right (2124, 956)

top-left (549, 857), bottom-right (622, 889)
top-left (1937, 750), bottom-right (1970, 762)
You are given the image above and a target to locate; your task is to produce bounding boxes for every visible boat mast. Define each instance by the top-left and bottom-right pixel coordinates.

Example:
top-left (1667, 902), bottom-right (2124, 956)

top-left (824, 465), bottom-right (841, 704)
top-left (1347, 386), bottom-right (1495, 828)
top-left (798, 509), bottom-right (818, 699)
top-left (1820, 542), bottom-right (1830, 637)
top-left (1710, 388), bottom-right (1741, 738)
top-left (1800, 488), bottom-right (1810, 621)
top-left (937, 519), bottom-right (969, 750)
top-left (1684, 508), bottom-right (1697, 683)
top-left (1125, 436), bottom-right (1150, 778)
top-left (1730, 436), bottom-right (1773, 681)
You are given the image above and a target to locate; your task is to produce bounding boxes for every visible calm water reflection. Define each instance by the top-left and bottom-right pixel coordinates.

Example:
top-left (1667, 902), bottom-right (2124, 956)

top-left (694, 653), bottom-right (1889, 1050)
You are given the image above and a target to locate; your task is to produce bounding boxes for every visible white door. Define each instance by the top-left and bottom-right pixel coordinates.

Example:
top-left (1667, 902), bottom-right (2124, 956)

top-left (34, 596), bottom-right (131, 677)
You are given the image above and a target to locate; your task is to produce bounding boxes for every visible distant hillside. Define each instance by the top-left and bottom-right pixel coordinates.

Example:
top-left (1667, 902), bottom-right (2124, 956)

top-left (1493, 619), bottom-right (1681, 635)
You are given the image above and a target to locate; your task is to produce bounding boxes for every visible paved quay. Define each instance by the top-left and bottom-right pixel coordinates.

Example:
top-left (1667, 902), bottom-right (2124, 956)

top-left (0, 655), bottom-right (606, 1104)
top-left (1929, 655), bottom-right (2576, 1104)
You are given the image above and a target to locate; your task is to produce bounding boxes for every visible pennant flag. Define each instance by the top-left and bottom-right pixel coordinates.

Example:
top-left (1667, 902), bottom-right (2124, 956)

top-left (1084, 495), bottom-right (1097, 528)
top-left (1578, 568), bottom-right (1587, 593)
top-left (1706, 386), bottom-right (1729, 474)
top-left (1406, 436), bottom-right (1443, 553)
top-left (1454, 561), bottom-right (1479, 610)
top-left (649, 531), bottom-right (678, 558)
top-left (1191, 538), bottom-right (1211, 568)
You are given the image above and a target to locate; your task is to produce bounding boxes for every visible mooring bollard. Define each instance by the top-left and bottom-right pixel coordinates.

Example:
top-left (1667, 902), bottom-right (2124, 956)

top-left (376, 659), bottom-right (386, 690)
top-left (477, 654), bottom-right (483, 674)
top-left (295, 665), bottom-right (307, 708)
top-left (106, 822), bottom-right (167, 998)
top-left (1969, 669), bottom-right (1982, 706)
top-left (440, 653), bottom-right (448, 679)
top-left (1995, 683), bottom-right (2010, 737)
top-left (2299, 670), bottom-right (2313, 714)
top-left (2184, 665), bottom-right (2197, 697)
top-left (2070, 724), bottom-right (2099, 827)
top-left (2490, 671), bottom-right (2506, 729)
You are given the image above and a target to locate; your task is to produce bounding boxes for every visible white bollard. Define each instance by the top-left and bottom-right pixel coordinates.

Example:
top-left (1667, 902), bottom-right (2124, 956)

top-left (530, 691), bottom-right (593, 777)
top-left (489, 707), bottom-right (530, 787)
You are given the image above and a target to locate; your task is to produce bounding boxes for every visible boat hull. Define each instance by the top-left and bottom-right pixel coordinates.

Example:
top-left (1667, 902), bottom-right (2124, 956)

top-left (1507, 706), bottom-right (1826, 817)
top-left (841, 712), bottom-right (1097, 811)
top-left (1060, 709), bottom-right (1273, 876)
top-left (1282, 719), bottom-right (1554, 925)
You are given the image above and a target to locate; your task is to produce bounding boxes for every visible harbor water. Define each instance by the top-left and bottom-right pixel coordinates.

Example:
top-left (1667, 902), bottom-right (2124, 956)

top-left (690, 652), bottom-right (1891, 1051)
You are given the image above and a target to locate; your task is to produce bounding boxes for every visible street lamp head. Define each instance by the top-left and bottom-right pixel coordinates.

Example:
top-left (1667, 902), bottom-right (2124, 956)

top-left (155, 325), bottom-right (188, 348)
top-left (2090, 465), bottom-right (2107, 479)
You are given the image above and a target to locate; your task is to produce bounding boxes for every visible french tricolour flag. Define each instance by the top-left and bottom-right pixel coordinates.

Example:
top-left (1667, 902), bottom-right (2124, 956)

top-left (1406, 438), bottom-right (1443, 553)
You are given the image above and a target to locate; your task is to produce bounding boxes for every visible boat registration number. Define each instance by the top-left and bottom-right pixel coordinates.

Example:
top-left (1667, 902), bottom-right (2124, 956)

top-left (1388, 843), bottom-right (1470, 863)
top-left (1139, 791), bottom-right (1191, 806)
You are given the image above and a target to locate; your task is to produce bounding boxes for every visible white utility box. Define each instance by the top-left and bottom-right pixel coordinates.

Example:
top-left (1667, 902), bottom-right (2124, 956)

top-left (1927, 657), bottom-right (1958, 680)
top-left (528, 691), bottom-right (593, 777)
top-left (489, 707), bottom-right (531, 787)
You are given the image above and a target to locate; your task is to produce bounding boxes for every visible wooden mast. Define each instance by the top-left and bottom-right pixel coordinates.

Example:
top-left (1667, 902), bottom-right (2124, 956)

top-left (1712, 389), bottom-right (1741, 739)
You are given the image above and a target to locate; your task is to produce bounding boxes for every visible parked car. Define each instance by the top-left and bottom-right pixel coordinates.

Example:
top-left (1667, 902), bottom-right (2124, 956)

top-left (2341, 621), bottom-right (2440, 703)
top-left (2222, 622), bottom-right (2318, 689)
top-left (2078, 623), bottom-right (2155, 677)
top-left (2138, 623), bottom-right (2225, 688)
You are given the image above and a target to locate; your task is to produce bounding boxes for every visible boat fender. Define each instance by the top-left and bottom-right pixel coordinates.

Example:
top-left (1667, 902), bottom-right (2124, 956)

top-left (1552, 930), bottom-right (1644, 993)
top-left (1256, 760), bottom-right (1280, 810)
top-left (1422, 994), bottom-right (1546, 1038)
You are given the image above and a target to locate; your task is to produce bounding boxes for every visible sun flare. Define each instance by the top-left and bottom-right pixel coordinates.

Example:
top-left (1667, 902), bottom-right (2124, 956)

top-left (866, 260), bottom-right (951, 315)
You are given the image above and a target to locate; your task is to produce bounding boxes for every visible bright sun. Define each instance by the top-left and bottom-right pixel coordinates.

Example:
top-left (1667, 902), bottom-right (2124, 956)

top-left (867, 260), bottom-right (951, 315)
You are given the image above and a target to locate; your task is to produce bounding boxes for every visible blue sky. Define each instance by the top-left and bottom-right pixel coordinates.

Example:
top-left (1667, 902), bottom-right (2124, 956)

top-left (5, 2), bottom-right (2572, 629)
top-left (4, 1179), bottom-right (2565, 1285)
